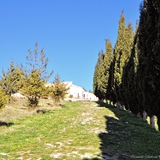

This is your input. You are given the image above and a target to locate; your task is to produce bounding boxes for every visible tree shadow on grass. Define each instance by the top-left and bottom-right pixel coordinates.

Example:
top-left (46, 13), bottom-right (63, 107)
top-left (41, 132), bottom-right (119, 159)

top-left (0, 121), bottom-right (14, 127)
top-left (95, 101), bottom-right (160, 160)
top-left (83, 158), bottom-right (103, 160)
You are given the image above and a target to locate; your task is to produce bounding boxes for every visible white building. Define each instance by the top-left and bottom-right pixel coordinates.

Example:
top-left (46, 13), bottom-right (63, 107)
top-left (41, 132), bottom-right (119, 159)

top-left (64, 81), bottom-right (98, 101)
top-left (64, 82), bottom-right (85, 99)
top-left (83, 91), bottom-right (98, 101)
top-left (45, 81), bottom-right (98, 101)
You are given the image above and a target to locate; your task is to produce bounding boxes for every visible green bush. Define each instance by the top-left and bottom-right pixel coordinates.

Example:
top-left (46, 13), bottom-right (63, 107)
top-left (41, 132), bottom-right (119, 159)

top-left (26, 97), bottom-right (39, 109)
top-left (0, 88), bottom-right (7, 111)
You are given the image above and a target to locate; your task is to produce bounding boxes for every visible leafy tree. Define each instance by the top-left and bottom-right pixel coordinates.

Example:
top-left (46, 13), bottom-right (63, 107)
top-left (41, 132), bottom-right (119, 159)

top-left (0, 88), bottom-right (7, 111)
top-left (21, 70), bottom-right (45, 108)
top-left (0, 60), bottom-right (24, 97)
top-left (21, 42), bottom-right (53, 108)
top-left (49, 75), bottom-right (69, 104)
top-left (23, 42), bottom-right (53, 81)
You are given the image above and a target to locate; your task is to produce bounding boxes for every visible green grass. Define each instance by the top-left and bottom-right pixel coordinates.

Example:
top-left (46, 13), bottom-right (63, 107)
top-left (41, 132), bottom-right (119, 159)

top-left (0, 100), bottom-right (160, 160)
top-left (0, 101), bottom-right (111, 159)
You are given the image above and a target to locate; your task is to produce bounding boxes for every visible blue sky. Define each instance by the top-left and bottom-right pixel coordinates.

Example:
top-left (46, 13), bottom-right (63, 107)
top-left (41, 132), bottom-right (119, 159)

top-left (0, 0), bottom-right (142, 91)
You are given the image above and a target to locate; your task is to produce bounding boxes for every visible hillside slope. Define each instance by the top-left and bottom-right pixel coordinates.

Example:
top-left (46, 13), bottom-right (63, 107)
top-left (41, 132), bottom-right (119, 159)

top-left (0, 101), bottom-right (160, 159)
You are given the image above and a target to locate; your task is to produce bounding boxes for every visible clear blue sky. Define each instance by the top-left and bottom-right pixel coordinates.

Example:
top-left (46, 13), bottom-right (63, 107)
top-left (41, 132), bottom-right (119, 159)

top-left (0, 0), bottom-right (142, 91)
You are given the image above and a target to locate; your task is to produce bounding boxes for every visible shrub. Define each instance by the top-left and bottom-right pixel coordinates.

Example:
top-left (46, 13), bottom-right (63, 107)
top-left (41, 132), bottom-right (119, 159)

top-left (49, 75), bottom-right (70, 104)
top-left (0, 88), bottom-right (7, 111)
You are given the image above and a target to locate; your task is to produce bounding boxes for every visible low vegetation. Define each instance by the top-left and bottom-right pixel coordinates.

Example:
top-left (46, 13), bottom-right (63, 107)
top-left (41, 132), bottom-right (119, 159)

top-left (0, 99), bottom-right (160, 159)
top-left (0, 88), bottom-right (7, 111)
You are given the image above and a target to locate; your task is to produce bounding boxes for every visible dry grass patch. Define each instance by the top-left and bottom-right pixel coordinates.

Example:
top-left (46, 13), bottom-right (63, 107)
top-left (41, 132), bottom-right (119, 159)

top-left (0, 98), bottom-right (63, 123)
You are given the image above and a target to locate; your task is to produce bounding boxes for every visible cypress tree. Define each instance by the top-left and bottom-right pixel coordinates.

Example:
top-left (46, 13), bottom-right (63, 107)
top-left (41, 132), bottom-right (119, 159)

top-left (97, 55), bottom-right (106, 99)
top-left (152, 0), bottom-right (160, 129)
top-left (137, 0), bottom-right (160, 129)
top-left (101, 40), bottom-right (114, 102)
top-left (108, 54), bottom-right (116, 104)
top-left (120, 22), bottom-right (134, 109)
top-left (137, 1), bottom-right (151, 117)
top-left (93, 51), bottom-right (105, 100)
top-left (113, 11), bottom-right (127, 107)
top-left (123, 26), bottom-right (140, 115)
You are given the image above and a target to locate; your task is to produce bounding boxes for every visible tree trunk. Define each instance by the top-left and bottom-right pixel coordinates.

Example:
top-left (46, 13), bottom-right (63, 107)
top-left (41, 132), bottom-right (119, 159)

top-left (136, 112), bottom-right (141, 118)
top-left (150, 115), bottom-right (155, 129)
top-left (157, 115), bottom-right (160, 131)
top-left (100, 99), bottom-right (103, 102)
top-left (142, 111), bottom-right (148, 121)
top-left (117, 101), bottom-right (121, 108)
top-left (118, 102), bottom-right (124, 110)
top-left (121, 105), bottom-right (125, 110)
top-left (128, 108), bottom-right (131, 113)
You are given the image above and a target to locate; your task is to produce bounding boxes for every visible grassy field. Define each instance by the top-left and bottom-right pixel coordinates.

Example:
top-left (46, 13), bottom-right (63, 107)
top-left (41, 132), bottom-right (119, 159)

top-left (0, 99), bottom-right (160, 160)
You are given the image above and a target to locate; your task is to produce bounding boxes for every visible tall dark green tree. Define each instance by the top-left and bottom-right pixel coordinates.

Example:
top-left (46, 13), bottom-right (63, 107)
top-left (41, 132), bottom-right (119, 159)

top-left (120, 22), bottom-right (134, 108)
top-left (137, 0), bottom-right (160, 129)
top-left (108, 54), bottom-right (116, 104)
top-left (93, 51), bottom-right (105, 100)
top-left (137, 1), bottom-right (150, 118)
top-left (122, 25), bottom-right (140, 114)
top-left (100, 40), bottom-right (114, 101)
top-left (113, 11), bottom-right (127, 106)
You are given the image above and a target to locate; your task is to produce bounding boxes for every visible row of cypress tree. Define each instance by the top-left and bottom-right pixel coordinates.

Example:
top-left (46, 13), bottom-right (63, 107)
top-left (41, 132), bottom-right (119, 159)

top-left (93, 0), bottom-right (160, 130)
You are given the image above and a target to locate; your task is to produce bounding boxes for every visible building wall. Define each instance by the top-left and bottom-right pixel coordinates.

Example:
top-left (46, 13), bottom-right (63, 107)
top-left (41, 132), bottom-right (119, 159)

top-left (67, 83), bottom-right (86, 99)
top-left (64, 82), bottom-right (98, 101)
top-left (45, 81), bottom-right (98, 101)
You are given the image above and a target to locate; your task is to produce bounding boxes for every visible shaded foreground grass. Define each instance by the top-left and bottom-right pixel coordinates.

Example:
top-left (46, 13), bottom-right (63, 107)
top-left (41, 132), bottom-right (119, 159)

top-left (0, 100), bottom-right (160, 160)
top-left (98, 102), bottom-right (160, 160)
